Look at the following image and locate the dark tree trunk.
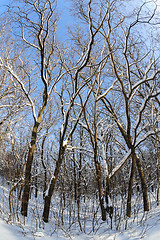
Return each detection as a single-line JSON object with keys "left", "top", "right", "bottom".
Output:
{"left": 77, "top": 126, "right": 83, "bottom": 231}
{"left": 42, "top": 147, "right": 65, "bottom": 222}
{"left": 21, "top": 91, "right": 47, "bottom": 216}
{"left": 157, "top": 161, "right": 159, "bottom": 206}
{"left": 105, "top": 176, "right": 113, "bottom": 219}
{"left": 105, "top": 176, "right": 110, "bottom": 205}
{"left": 35, "top": 162, "right": 38, "bottom": 198}
{"left": 74, "top": 160, "right": 77, "bottom": 202}
{"left": 136, "top": 156, "right": 149, "bottom": 212}
{"left": 126, "top": 155, "right": 136, "bottom": 217}
{"left": 41, "top": 136, "right": 47, "bottom": 199}
{"left": 156, "top": 140, "right": 160, "bottom": 206}
{"left": 95, "top": 160, "right": 106, "bottom": 221}
{"left": 21, "top": 122, "right": 39, "bottom": 216}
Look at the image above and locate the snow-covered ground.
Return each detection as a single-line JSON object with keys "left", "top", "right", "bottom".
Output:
{"left": 0, "top": 179, "right": 160, "bottom": 240}
{"left": 0, "top": 202, "right": 160, "bottom": 240}
{"left": 0, "top": 205, "right": 160, "bottom": 240}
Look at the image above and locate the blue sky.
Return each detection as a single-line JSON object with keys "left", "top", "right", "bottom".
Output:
{"left": 0, "top": 0, "right": 73, "bottom": 39}
{"left": 0, "top": 0, "right": 10, "bottom": 13}
{"left": 57, "top": 0, "right": 73, "bottom": 38}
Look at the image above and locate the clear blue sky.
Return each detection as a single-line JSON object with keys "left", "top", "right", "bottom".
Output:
{"left": 57, "top": 0, "right": 73, "bottom": 38}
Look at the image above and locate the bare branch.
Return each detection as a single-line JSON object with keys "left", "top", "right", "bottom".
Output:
{"left": 3, "top": 64, "right": 37, "bottom": 122}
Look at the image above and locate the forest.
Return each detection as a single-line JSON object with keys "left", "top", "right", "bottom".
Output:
{"left": 0, "top": 0, "right": 160, "bottom": 237}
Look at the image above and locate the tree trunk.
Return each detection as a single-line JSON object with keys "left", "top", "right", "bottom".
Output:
{"left": 21, "top": 122, "right": 39, "bottom": 216}
{"left": 21, "top": 147, "right": 35, "bottom": 216}
{"left": 136, "top": 156, "right": 149, "bottom": 212}
{"left": 77, "top": 126, "right": 83, "bottom": 231}
{"left": 42, "top": 147, "right": 65, "bottom": 222}
{"left": 126, "top": 155, "right": 136, "bottom": 217}
{"left": 157, "top": 163, "right": 159, "bottom": 206}
{"left": 72, "top": 136, "right": 77, "bottom": 202}
{"left": 95, "top": 161, "right": 106, "bottom": 221}
{"left": 73, "top": 160, "right": 77, "bottom": 202}
{"left": 41, "top": 136, "right": 47, "bottom": 199}
{"left": 21, "top": 88, "right": 48, "bottom": 216}
{"left": 105, "top": 176, "right": 113, "bottom": 220}
{"left": 35, "top": 161, "right": 38, "bottom": 198}
{"left": 156, "top": 138, "right": 160, "bottom": 206}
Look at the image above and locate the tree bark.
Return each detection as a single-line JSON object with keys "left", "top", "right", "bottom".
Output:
{"left": 136, "top": 156, "right": 149, "bottom": 212}
{"left": 42, "top": 147, "right": 65, "bottom": 222}
{"left": 21, "top": 122, "right": 39, "bottom": 216}
{"left": 77, "top": 127, "right": 83, "bottom": 231}
{"left": 95, "top": 160, "right": 106, "bottom": 221}
{"left": 157, "top": 162, "right": 159, "bottom": 206}
{"left": 126, "top": 155, "right": 136, "bottom": 217}
{"left": 41, "top": 136, "right": 47, "bottom": 199}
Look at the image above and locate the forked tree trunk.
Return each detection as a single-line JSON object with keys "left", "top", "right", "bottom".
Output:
{"left": 136, "top": 156, "right": 149, "bottom": 212}
{"left": 126, "top": 154, "right": 136, "bottom": 217}
{"left": 126, "top": 152, "right": 149, "bottom": 217}
{"left": 42, "top": 147, "right": 65, "bottom": 222}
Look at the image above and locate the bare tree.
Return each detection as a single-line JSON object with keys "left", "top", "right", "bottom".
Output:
{"left": 0, "top": 0, "right": 66, "bottom": 217}
{"left": 73, "top": 0, "right": 160, "bottom": 218}
{"left": 42, "top": 0, "right": 112, "bottom": 223}
{"left": 97, "top": 2, "right": 160, "bottom": 217}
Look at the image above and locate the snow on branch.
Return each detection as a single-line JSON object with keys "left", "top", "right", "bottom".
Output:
{"left": 135, "top": 128, "right": 160, "bottom": 148}
{"left": 2, "top": 63, "right": 37, "bottom": 122}
{"left": 109, "top": 149, "right": 131, "bottom": 179}
{"left": 22, "top": 26, "right": 40, "bottom": 51}
{"left": 109, "top": 128, "right": 160, "bottom": 179}
{"left": 131, "top": 68, "right": 160, "bottom": 94}
{"left": 97, "top": 79, "right": 118, "bottom": 101}
{"left": 133, "top": 89, "right": 160, "bottom": 144}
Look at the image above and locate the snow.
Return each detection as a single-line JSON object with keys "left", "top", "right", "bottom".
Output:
{"left": 0, "top": 204, "right": 160, "bottom": 240}
{"left": 97, "top": 79, "right": 118, "bottom": 101}
{"left": 0, "top": 219, "right": 18, "bottom": 240}
{"left": 109, "top": 150, "right": 131, "bottom": 178}
{"left": 135, "top": 128, "right": 160, "bottom": 148}
{"left": 0, "top": 180, "right": 160, "bottom": 240}
{"left": 62, "top": 139, "right": 68, "bottom": 148}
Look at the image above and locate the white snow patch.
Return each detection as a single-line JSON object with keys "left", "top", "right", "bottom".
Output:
{"left": 63, "top": 139, "right": 68, "bottom": 148}
{"left": 0, "top": 219, "right": 18, "bottom": 240}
